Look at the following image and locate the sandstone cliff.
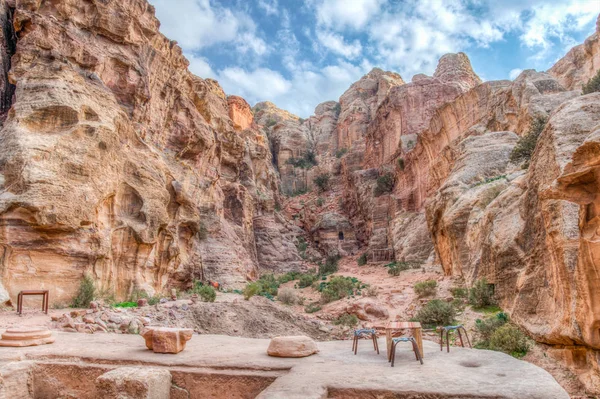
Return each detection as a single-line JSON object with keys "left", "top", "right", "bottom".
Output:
{"left": 0, "top": 0, "right": 301, "bottom": 303}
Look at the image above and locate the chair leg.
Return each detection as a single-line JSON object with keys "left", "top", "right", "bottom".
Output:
{"left": 353, "top": 335, "right": 358, "bottom": 354}
{"left": 411, "top": 340, "right": 419, "bottom": 361}
{"left": 457, "top": 328, "right": 464, "bottom": 347}
{"left": 461, "top": 327, "right": 472, "bottom": 348}
{"left": 446, "top": 330, "right": 450, "bottom": 352}
{"left": 374, "top": 335, "right": 379, "bottom": 354}
{"left": 414, "top": 341, "right": 424, "bottom": 365}
{"left": 440, "top": 328, "right": 444, "bottom": 351}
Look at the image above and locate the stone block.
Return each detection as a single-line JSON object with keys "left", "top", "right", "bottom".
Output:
{"left": 141, "top": 327, "right": 193, "bottom": 354}
{"left": 96, "top": 367, "right": 171, "bottom": 399}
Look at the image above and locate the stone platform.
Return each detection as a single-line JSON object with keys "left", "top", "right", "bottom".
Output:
{"left": 0, "top": 332, "right": 568, "bottom": 399}
{"left": 0, "top": 327, "right": 55, "bottom": 347}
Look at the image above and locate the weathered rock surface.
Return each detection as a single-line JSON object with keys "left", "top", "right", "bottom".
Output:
{"left": 141, "top": 327, "right": 193, "bottom": 354}
{"left": 96, "top": 367, "right": 171, "bottom": 399}
{"left": 346, "top": 298, "right": 389, "bottom": 321}
{"left": 0, "top": 0, "right": 301, "bottom": 304}
{"left": 549, "top": 15, "right": 600, "bottom": 91}
{"left": 266, "top": 335, "right": 319, "bottom": 358}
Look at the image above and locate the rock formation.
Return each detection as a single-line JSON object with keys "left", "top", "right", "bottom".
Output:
{"left": 549, "top": 15, "right": 600, "bottom": 91}
{"left": 0, "top": 0, "right": 300, "bottom": 304}
{"left": 0, "top": 0, "right": 599, "bottom": 392}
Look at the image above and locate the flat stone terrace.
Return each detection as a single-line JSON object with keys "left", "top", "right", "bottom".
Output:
{"left": 0, "top": 332, "right": 568, "bottom": 398}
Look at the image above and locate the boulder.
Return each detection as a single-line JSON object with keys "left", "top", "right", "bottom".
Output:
{"left": 267, "top": 336, "right": 319, "bottom": 358}
{"left": 141, "top": 327, "right": 193, "bottom": 354}
{"left": 96, "top": 367, "right": 171, "bottom": 399}
{"left": 346, "top": 298, "right": 389, "bottom": 321}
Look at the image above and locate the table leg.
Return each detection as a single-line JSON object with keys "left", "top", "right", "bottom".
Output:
{"left": 415, "top": 327, "right": 424, "bottom": 359}
{"left": 386, "top": 328, "right": 392, "bottom": 361}
{"left": 17, "top": 293, "right": 22, "bottom": 315}
{"left": 41, "top": 293, "right": 45, "bottom": 313}
{"left": 45, "top": 292, "right": 49, "bottom": 314}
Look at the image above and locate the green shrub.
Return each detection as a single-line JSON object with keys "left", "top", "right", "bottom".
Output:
{"left": 450, "top": 287, "right": 468, "bottom": 298}
{"left": 305, "top": 302, "right": 322, "bottom": 313}
{"left": 313, "top": 173, "right": 331, "bottom": 192}
{"left": 397, "top": 158, "right": 405, "bottom": 170}
{"left": 388, "top": 264, "right": 401, "bottom": 276}
{"left": 113, "top": 301, "right": 137, "bottom": 308}
{"left": 333, "top": 313, "right": 358, "bottom": 327}
{"left": 374, "top": 172, "right": 395, "bottom": 197}
{"left": 319, "top": 276, "right": 362, "bottom": 303}
{"left": 71, "top": 274, "right": 96, "bottom": 308}
{"left": 287, "top": 150, "right": 318, "bottom": 169}
{"left": 336, "top": 148, "right": 348, "bottom": 158}
{"left": 509, "top": 116, "right": 547, "bottom": 164}
{"left": 414, "top": 299, "right": 455, "bottom": 327}
{"left": 357, "top": 253, "right": 368, "bottom": 266}
{"left": 316, "top": 197, "right": 325, "bottom": 207}
{"left": 475, "top": 312, "right": 509, "bottom": 343}
{"left": 266, "top": 118, "right": 277, "bottom": 127}
{"left": 319, "top": 255, "right": 340, "bottom": 275}
{"left": 243, "top": 282, "right": 261, "bottom": 300}
{"left": 277, "top": 271, "right": 300, "bottom": 284}
{"left": 489, "top": 324, "right": 530, "bottom": 357}
{"left": 296, "top": 237, "right": 308, "bottom": 259}
{"left": 582, "top": 69, "right": 600, "bottom": 94}
{"left": 195, "top": 285, "right": 216, "bottom": 302}
{"left": 414, "top": 280, "right": 437, "bottom": 297}
{"left": 469, "top": 278, "right": 496, "bottom": 308}
{"left": 256, "top": 274, "right": 279, "bottom": 296}
{"left": 385, "top": 261, "right": 409, "bottom": 276}
{"left": 278, "top": 288, "right": 297, "bottom": 305}
{"left": 298, "top": 273, "right": 316, "bottom": 288}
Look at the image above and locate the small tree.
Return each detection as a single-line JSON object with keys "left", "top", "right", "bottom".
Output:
{"left": 582, "top": 69, "right": 600, "bottom": 94}
{"left": 72, "top": 274, "right": 96, "bottom": 308}
{"left": 374, "top": 172, "right": 395, "bottom": 196}
{"left": 313, "top": 173, "right": 331, "bottom": 192}
{"left": 414, "top": 299, "right": 455, "bottom": 327}
{"left": 469, "top": 278, "right": 496, "bottom": 308}
{"left": 509, "top": 116, "right": 547, "bottom": 164}
{"left": 357, "top": 253, "right": 368, "bottom": 266}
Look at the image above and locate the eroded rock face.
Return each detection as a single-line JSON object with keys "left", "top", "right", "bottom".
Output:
{"left": 0, "top": 0, "right": 298, "bottom": 303}
{"left": 549, "top": 15, "right": 600, "bottom": 91}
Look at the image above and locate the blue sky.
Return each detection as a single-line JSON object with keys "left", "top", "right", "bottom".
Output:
{"left": 149, "top": 0, "right": 599, "bottom": 117}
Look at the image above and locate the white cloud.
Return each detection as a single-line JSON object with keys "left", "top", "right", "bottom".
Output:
{"left": 315, "top": 0, "right": 385, "bottom": 31}
{"left": 185, "top": 54, "right": 216, "bottom": 79}
{"left": 258, "top": 0, "right": 279, "bottom": 16}
{"left": 150, "top": 0, "right": 267, "bottom": 57}
{"left": 148, "top": 0, "right": 599, "bottom": 117}
{"left": 509, "top": 68, "right": 523, "bottom": 80}
{"left": 316, "top": 30, "right": 362, "bottom": 59}
{"left": 519, "top": 1, "right": 598, "bottom": 48}
{"left": 216, "top": 68, "right": 292, "bottom": 102}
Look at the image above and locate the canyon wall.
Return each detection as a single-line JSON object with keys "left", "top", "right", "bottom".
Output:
{"left": 0, "top": 0, "right": 301, "bottom": 304}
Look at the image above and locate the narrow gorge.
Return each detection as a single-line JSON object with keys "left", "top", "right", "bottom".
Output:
{"left": 0, "top": 0, "right": 599, "bottom": 396}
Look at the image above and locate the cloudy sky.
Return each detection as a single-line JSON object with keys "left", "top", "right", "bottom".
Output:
{"left": 149, "top": 0, "right": 599, "bottom": 117}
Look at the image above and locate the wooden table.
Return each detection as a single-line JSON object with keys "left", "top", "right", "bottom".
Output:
{"left": 385, "top": 321, "right": 423, "bottom": 361}
{"left": 17, "top": 290, "right": 49, "bottom": 315}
